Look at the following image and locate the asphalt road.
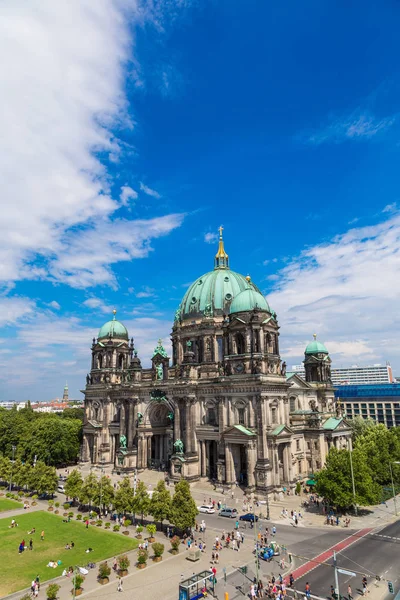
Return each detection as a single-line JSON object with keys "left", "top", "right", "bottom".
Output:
{"left": 293, "top": 520, "right": 400, "bottom": 600}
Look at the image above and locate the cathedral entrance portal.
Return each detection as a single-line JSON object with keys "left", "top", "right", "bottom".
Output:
{"left": 147, "top": 402, "right": 173, "bottom": 470}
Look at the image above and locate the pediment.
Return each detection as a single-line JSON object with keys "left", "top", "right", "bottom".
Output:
{"left": 223, "top": 425, "right": 256, "bottom": 440}
{"left": 270, "top": 423, "right": 294, "bottom": 437}
{"left": 286, "top": 373, "right": 312, "bottom": 389}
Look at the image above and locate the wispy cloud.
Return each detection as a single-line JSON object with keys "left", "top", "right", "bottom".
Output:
{"left": 204, "top": 232, "right": 218, "bottom": 244}
{"left": 120, "top": 185, "right": 138, "bottom": 206}
{"left": 136, "top": 286, "right": 157, "bottom": 298}
{"left": 83, "top": 297, "right": 111, "bottom": 314}
{"left": 140, "top": 182, "right": 161, "bottom": 198}
{"left": 383, "top": 202, "right": 397, "bottom": 214}
{"left": 268, "top": 214, "right": 400, "bottom": 368}
{"left": 305, "top": 110, "right": 396, "bottom": 145}
{"left": 48, "top": 301, "right": 61, "bottom": 310}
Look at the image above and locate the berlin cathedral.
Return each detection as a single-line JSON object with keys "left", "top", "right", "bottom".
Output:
{"left": 82, "top": 229, "right": 351, "bottom": 492}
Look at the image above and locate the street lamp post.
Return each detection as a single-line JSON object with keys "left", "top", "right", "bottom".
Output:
{"left": 9, "top": 445, "right": 16, "bottom": 492}
{"left": 389, "top": 461, "right": 400, "bottom": 516}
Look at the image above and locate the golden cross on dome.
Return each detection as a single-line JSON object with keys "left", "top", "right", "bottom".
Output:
{"left": 219, "top": 225, "right": 224, "bottom": 238}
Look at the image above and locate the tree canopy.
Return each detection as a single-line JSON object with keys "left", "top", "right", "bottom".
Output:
{"left": 169, "top": 479, "right": 198, "bottom": 530}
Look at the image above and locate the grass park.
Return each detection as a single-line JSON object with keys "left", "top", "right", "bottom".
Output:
{"left": 0, "top": 497, "right": 23, "bottom": 512}
{"left": 0, "top": 510, "right": 138, "bottom": 596}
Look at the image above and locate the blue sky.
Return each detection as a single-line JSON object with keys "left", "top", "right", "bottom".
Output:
{"left": 1, "top": 0, "right": 400, "bottom": 400}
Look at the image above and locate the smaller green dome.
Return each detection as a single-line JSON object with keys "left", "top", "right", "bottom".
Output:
{"left": 98, "top": 310, "right": 129, "bottom": 341}
{"left": 305, "top": 334, "right": 328, "bottom": 355}
{"left": 230, "top": 286, "right": 270, "bottom": 314}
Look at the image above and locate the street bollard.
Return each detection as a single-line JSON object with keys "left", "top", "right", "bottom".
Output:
{"left": 225, "top": 593, "right": 229, "bottom": 600}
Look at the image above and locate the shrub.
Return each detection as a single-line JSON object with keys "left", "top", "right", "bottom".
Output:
{"left": 55, "top": 502, "right": 60, "bottom": 508}
{"left": 295, "top": 481, "right": 302, "bottom": 495}
{"left": 63, "top": 502, "right": 70, "bottom": 510}
{"left": 73, "top": 574, "right": 85, "bottom": 590}
{"left": 90, "top": 510, "right": 97, "bottom": 519}
{"left": 48, "top": 500, "right": 54, "bottom": 507}
{"left": 32, "top": 494, "right": 38, "bottom": 500}
{"left": 76, "top": 514, "right": 82, "bottom": 520}
{"left": 152, "top": 542, "right": 164, "bottom": 558}
{"left": 170, "top": 535, "right": 180, "bottom": 553}
{"left": 18, "top": 491, "right": 24, "bottom": 498}
{"left": 96, "top": 519, "right": 103, "bottom": 527}
{"left": 136, "top": 524, "right": 143, "bottom": 536}
{"left": 147, "top": 524, "right": 156, "bottom": 539}
{"left": 137, "top": 549, "right": 148, "bottom": 565}
{"left": 113, "top": 525, "right": 120, "bottom": 532}
{"left": 46, "top": 583, "right": 60, "bottom": 600}
{"left": 117, "top": 554, "right": 130, "bottom": 571}
{"left": 68, "top": 511, "right": 74, "bottom": 518}
{"left": 124, "top": 519, "right": 132, "bottom": 528}
{"left": 105, "top": 522, "right": 111, "bottom": 529}
{"left": 98, "top": 561, "right": 111, "bottom": 579}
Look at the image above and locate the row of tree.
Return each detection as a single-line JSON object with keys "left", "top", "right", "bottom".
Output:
{"left": 315, "top": 419, "right": 400, "bottom": 509}
{"left": 0, "top": 455, "right": 58, "bottom": 495}
{"left": 0, "top": 404, "right": 83, "bottom": 466}
{"left": 65, "top": 470, "right": 198, "bottom": 530}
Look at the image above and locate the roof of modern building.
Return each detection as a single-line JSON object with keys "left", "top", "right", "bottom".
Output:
{"left": 334, "top": 383, "right": 400, "bottom": 398}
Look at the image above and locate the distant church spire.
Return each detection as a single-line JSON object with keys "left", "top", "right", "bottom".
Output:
{"left": 63, "top": 381, "right": 69, "bottom": 402}
{"left": 214, "top": 226, "right": 229, "bottom": 269}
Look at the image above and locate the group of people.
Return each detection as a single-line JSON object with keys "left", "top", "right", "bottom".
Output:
{"left": 30, "top": 575, "right": 40, "bottom": 598}
{"left": 250, "top": 572, "right": 292, "bottom": 599}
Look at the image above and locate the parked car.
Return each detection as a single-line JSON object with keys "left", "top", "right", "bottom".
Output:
{"left": 57, "top": 485, "right": 65, "bottom": 493}
{"left": 239, "top": 513, "right": 258, "bottom": 522}
{"left": 197, "top": 504, "right": 215, "bottom": 514}
{"left": 219, "top": 508, "right": 238, "bottom": 518}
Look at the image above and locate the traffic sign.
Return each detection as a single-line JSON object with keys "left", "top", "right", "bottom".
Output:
{"left": 337, "top": 569, "right": 356, "bottom": 577}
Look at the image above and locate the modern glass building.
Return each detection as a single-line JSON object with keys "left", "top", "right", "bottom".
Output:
{"left": 292, "top": 363, "right": 393, "bottom": 385}
{"left": 334, "top": 384, "right": 400, "bottom": 428}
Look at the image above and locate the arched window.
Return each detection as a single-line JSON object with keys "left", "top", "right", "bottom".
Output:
{"left": 236, "top": 333, "right": 245, "bottom": 354}
{"left": 238, "top": 408, "right": 245, "bottom": 425}
{"left": 290, "top": 397, "right": 296, "bottom": 412}
{"left": 118, "top": 354, "right": 125, "bottom": 369}
{"left": 97, "top": 354, "right": 103, "bottom": 369}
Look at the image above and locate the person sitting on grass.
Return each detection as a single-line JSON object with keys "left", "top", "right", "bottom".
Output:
{"left": 85, "top": 547, "right": 94, "bottom": 553}
{"left": 28, "top": 527, "right": 36, "bottom": 534}
{"left": 65, "top": 543, "right": 71, "bottom": 550}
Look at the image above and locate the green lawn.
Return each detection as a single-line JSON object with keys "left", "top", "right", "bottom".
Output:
{"left": 0, "top": 497, "right": 23, "bottom": 512}
{"left": 0, "top": 511, "right": 138, "bottom": 595}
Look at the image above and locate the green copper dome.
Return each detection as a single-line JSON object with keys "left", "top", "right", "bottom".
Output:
{"left": 98, "top": 310, "right": 129, "bottom": 341}
{"left": 178, "top": 230, "right": 263, "bottom": 321}
{"left": 230, "top": 286, "right": 270, "bottom": 314}
{"left": 179, "top": 269, "right": 261, "bottom": 320}
{"left": 305, "top": 335, "right": 328, "bottom": 355}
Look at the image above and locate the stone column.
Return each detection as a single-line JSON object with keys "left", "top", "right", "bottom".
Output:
{"left": 137, "top": 434, "right": 144, "bottom": 468}
{"left": 257, "top": 396, "right": 268, "bottom": 461}
{"left": 147, "top": 436, "right": 152, "bottom": 466}
{"left": 190, "top": 401, "right": 197, "bottom": 454}
{"left": 246, "top": 443, "right": 256, "bottom": 487}
{"left": 127, "top": 402, "right": 134, "bottom": 448}
{"left": 184, "top": 402, "right": 191, "bottom": 454}
{"left": 164, "top": 435, "right": 169, "bottom": 463}
{"left": 201, "top": 441, "right": 206, "bottom": 477}
{"left": 217, "top": 397, "right": 225, "bottom": 432}
{"left": 174, "top": 401, "right": 181, "bottom": 442}
{"left": 82, "top": 435, "right": 90, "bottom": 462}
{"left": 283, "top": 444, "right": 290, "bottom": 483}
{"left": 225, "top": 443, "right": 234, "bottom": 483}
{"left": 119, "top": 402, "right": 126, "bottom": 439}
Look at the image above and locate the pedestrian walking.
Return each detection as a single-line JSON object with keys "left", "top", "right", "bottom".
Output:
{"left": 40, "top": 530, "right": 44, "bottom": 541}
{"left": 362, "top": 576, "right": 368, "bottom": 596}
{"left": 117, "top": 577, "right": 123, "bottom": 592}
{"left": 348, "top": 585, "right": 353, "bottom": 600}
{"left": 29, "top": 539, "right": 33, "bottom": 551}
{"left": 305, "top": 582, "right": 311, "bottom": 598}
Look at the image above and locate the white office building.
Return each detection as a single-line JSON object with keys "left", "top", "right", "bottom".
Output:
{"left": 291, "top": 363, "right": 393, "bottom": 386}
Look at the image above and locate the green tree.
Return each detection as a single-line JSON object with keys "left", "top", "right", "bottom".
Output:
{"left": 13, "top": 460, "right": 32, "bottom": 490}
{"left": 80, "top": 472, "right": 99, "bottom": 508}
{"left": 169, "top": 480, "right": 198, "bottom": 530}
{"left": 93, "top": 475, "right": 115, "bottom": 510}
{"left": 349, "top": 416, "right": 376, "bottom": 441}
{"left": 64, "top": 468, "right": 83, "bottom": 500}
{"left": 114, "top": 476, "right": 134, "bottom": 514}
{"left": 315, "top": 447, "right": 381, "bottom": 509}
{"left": 29, "top": 461, "right": 58, "bottom": 495}
{"left": 355, "top": 424, "right": 400, "bottom": 486}
{"left": 150, "top": 479, "right": 171, "bottom": 526}
{"left": 132, "top": 481, "right": 150, "bottom": 522}
{"left": 0, "top": 455, "right": 11, "bottom": 482}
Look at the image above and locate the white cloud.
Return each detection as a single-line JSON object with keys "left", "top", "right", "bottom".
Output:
{"left": 120, "top": 185, "right": 138, "bottom": 206}
{"left": 305, "top": 109, "right": 396, "bottom": 145}
{"left": 0, "top": 1, "right": 184, "bottom": 289}
{"left": 204, "top": 232, "right": 218, "bottom": 244}
{"left": 268, "top": 214, "right": 400, "bottom": 371}
{"left": 0, "top": 297, "right": 35, "bottom": 326}
{"left": 383, "top": 203, "right": 397, "bottom": 214}
{"left": 48, "top": 301, "right": 61, "bottom": 310}
{"left": 136, "top": 286, "right": 157, "bottom": 298}
{"left": 140, "top": 182, "right": 161, "bottom": 198}
{"left": 48, "top": 213, "right": 184, "bottom": 289}
{"left": 83, "top": 298, "right": 111, "bottom": 314}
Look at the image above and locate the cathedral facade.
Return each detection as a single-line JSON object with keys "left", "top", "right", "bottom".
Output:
{"left": 82, "top": 230, "right": 350, "bottom": 492}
